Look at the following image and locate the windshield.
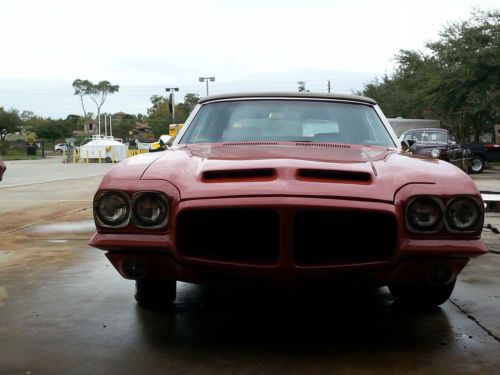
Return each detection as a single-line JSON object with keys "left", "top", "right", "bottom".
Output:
{"left": 402, "top": 130, "right": 448, "bottom": 143}
{"left": 180, "top": 100, "right": 395, "bottom": 147}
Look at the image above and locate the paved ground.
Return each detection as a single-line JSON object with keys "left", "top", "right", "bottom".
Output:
{"left": 0, "top": 158, "right": 499, "bottom": 374}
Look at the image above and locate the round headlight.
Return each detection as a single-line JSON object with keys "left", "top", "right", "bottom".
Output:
{"left": 430, "top": 149, "right": 441, "bottom": 158}
{"left": 446, "top": 197, "right": 480, "bottom": 231}
{"left": 95, "top": 191, "right": 130, "bottom": 227}
{"left": 132, "top": 192, "right": 169, "bottom": 228}
{"left": 406, "top": 197, "right": 443, "bottom": 232}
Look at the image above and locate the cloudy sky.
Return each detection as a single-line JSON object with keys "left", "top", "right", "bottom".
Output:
{"left": 0, "top": 0, "right": 498, "bottom": 118}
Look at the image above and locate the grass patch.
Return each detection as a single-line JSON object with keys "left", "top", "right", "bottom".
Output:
{"left": 1, "top": 154, "right": 42, "bottom": 160}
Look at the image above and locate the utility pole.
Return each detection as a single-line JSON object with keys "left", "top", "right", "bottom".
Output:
{"left": 165, "top": 87, "right": 179, "bottom": 121}
{"left": 327, "top": 80, "right": 331, "bottom": 93}
{"left": 199, "top": 77, "right": 215, "bottom": 96}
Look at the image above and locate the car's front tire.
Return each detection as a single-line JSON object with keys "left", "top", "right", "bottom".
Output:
{"left": 389, "top": 280, "right": 456, "bottom": 307}
{"left": 135, "top": 279, "right": 176, "bottom": 308}
{"left": 469, "top": 155, "right": 485, "bottom": 174}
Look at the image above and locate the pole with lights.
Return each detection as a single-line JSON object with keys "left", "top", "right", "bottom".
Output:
{"left": 165, "top": 87, "right": 179, "bottom": 121}
{"left": 199, "top": 77, "right": 215, "bottom": 96}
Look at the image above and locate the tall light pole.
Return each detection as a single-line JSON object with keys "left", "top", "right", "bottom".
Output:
{"left": 165, "top": 87, "right": 179, "bottom": 121}
{"left": 199, "top": 76, "right": 215, "bottom": 96}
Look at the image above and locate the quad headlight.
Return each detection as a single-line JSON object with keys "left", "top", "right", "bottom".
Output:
{"left": 94, "top": 191, "right": 131, "bottom": 227}
{"left": 94, "top": 191, "right": 170, "bottom": 229}
{"left": 406, "top": 197, "right": 443, "bottom": 232}
{"left": 406, "top": 195, "right": 483, "bottom": 233}
{"left": 132, "top": 192, "right": 169, "bottom": 228}
{"left": 445, "top": 197, "right": 481, "bottom": 231}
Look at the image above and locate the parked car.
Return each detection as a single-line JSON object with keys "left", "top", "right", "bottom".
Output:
{"left": 0, "top": 160, "right": 5, "bottom": 181}
{"left": 54, "top": 143, "right": 68, "bottom": 153}
{"left": 463, "top": 143, "right": 500, "bottom": 174}
{"left": 399, "top": 128, "right": 470, "bottom": 171}
{"left": 90, "top": 92, "right": 486, "bottom": 309}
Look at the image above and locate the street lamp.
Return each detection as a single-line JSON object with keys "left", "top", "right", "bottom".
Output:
{"left": 165, "top": 87, "right": 179, "bottom": 121}
{"left": 199, "top": 76, "right": 215, "bottom": 96}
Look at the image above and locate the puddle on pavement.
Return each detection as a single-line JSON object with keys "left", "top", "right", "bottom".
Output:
{"left": 30, "top": 220, "right": 95, "bottom": 233}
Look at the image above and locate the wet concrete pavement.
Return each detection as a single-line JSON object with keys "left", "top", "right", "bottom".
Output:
{"left": 1, "top": 159, "right": 499, "bottom": 374}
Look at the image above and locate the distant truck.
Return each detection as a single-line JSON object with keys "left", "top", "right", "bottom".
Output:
{"left": 464, "top": 143, "right": 500, "bottom": 174}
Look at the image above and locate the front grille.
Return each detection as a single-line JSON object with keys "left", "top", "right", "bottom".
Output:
{"left": 177, "top": 208, "right": 279, "bottom": 264}
{"left": 293, "top": 210, "right": 396, "bottom": 265}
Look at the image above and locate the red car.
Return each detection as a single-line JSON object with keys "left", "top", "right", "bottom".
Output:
{"left": 90, "top": 92, "right": 486, "bottom": 308}
{"left": 0, "top": 160, "right": 5, "bottom": 181}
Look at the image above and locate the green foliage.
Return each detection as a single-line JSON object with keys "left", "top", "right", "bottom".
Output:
{"left": 26, "top": 116, "right": 76, "bottom": 142}
{"left": 359, "top": 9, "right": 500, "bottom": 142}
{"left": 112, "top": 113, "right": 137, "bottom": 140}
{"left": 0, "top": 107, "right": 22, "bottom": 141}
{"left": 72, "top": 79, "right": 119, "bottom": 121}
{"left": 146, "top": 93, "right": 200, "bottom": 137}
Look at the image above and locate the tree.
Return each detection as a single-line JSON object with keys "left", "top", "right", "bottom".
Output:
{"left": 25, "top": 116, "right": 74, "bottom": 142}
{"left": 427, "top": 9, "right": 500, "bottom": 141}
{"left": 72, "top": 79, "right": 119, "bottom": 127}
{"left": 72, "top": 79, "right": 93, "bottom": 120}
{"left": 87, "top": 80, "right": 119, "bottom": 124}
{"left": 358, "top": 9, "right": 500, "bottom": 142}
{"left": 146, "top": 95, "right": 170, "bottom": 137}
{"left": 0, "top": 107, "right": 22, "bottom": 141}
{"left": 112, "top": 113, "right": 137, "bottom": 140}
{"left": 145, "top": 93, "right": 200, "bottom": 137}
{"left": 183, "top": 93, "right": 200, "bottom": 113}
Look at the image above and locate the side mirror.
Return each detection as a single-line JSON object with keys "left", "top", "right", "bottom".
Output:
{"left": 401, "top": 139, "right": 415, "bottom": 151}
{"left": 149, "top": 135, "right": 173, "bottom": 152}
{"left": 159, "top": 135, "right": 172, "bottom": 147}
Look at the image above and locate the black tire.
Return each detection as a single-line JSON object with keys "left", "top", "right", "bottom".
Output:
{"left": 469, "top": 156, "right": 485, "bottom": 174}
{"left": 389, "top": 280, "right": 456, "bottom": 307}
{"left": 135, "top": 279, "right": 176, "bottom": 308}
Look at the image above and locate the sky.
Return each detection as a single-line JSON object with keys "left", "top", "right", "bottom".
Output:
{"left": 0, "top": 0, "right": 498, "bottom": 118}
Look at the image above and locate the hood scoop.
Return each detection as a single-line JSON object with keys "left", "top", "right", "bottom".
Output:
{"left": 296, "top": 169, "right": 372, "bottom": 184}
{"left": 202, "top": 168, "right": 277, "bottom": 182}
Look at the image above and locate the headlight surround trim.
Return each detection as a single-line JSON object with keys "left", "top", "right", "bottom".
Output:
{"left": 94, "top": 190, "right": 131, "bottom": 228}
{"left": 430, "top": 149, "right": 441, "bottom": 158}
{"left": 131, "top": 191, "right": 170, "bottom": 229}
{"left": 405, "top": 196, "right": 444, "bottom": 233}
{"left": 445, "top": 196, "right": 482, "bottom": 232}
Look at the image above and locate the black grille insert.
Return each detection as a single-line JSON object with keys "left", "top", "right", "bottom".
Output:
{"left": 294, "top": 210, "right": 396, "bottom": 265}
{"left": 177, "top": 208, "right": 279, "bottom": 263}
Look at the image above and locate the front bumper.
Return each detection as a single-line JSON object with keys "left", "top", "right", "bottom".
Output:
{"left": 90, "top": 195, "right": 487, "bottom": 287}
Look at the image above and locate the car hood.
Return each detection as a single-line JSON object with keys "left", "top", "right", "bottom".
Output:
{"left": 105, "top": 143, "right": 477, "bottom": 203}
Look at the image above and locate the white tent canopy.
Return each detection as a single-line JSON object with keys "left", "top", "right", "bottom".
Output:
{"left": 79, "top": 135, "right": 128, "bottom": 162}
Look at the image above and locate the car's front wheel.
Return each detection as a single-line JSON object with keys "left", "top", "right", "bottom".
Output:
{"left": 469, "top": 156, "right": 485, "bottom": 174}
{"left": 135, "top": 279, "right": 176, "bottom": 308}
{"left": 389, "top": 280, "right": 456, "bottom": 307}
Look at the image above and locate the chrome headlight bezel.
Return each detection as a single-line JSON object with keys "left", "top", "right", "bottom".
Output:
{"left": 405, "top": 196, "right": 444, "bottom": 233}
{"left": 94, "top": 191, "right": 131, "bottom": 228}
{"left": 430, "top": 149, "right": 441, "bottom": 158}
{"left": 131, "top": 191, "right": 170, "bottom": 229}
{"left": 445, "top": 196, "right": 483, "bottom": 232}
